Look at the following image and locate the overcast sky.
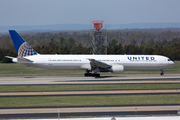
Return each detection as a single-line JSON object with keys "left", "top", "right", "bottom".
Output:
{"left": 0, "top": 0, "right": 180, "bottom": 26}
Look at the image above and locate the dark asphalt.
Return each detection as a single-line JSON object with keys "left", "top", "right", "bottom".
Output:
{"left": 0, "top": 110, "right": 178, "bottom": 118}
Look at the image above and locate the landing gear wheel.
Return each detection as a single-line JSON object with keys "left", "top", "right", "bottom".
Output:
{"left": 84, "top": 73, "right": 100, "bottom": 77}
{"left": 160, "top": 72, "right": 164, "bottom": 76}
{"left": 96, "top": 74, "right": 100, "bottom": 77}
{"left": 84, "top": 73, "right": 92, "bottom": 77}
{"left": 92, "top": 73, "right": 100, "bottom": 77}
{"left": 160, "top": 69, "right": 164, "bottom": 76}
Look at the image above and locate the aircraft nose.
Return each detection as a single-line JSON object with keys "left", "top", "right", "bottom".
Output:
{"left": 170, "top": 61, "right": 174, "bottom": 66}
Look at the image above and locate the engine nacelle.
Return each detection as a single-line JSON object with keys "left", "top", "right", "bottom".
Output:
{"left": 111, "top": 65, "right": 124, "bottom": 73}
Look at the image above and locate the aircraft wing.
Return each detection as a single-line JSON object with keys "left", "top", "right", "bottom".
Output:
{"left": 88, "top": 59, "right": 111, "bottom": 69}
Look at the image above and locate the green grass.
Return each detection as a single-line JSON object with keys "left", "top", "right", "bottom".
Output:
{"left": 0, "top": 61, "right": 179, "bottom": 76}
{"left": 0, "top": 95, "right": 180, "bottom": 107}
{"left": 0, "top": 84, "right": 180, "bottom": 92}
{"left": 0, "top": 62, "right": 179, "bottom": 108}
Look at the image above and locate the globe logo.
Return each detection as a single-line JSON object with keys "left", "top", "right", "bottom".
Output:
{"left": 18, "top": 42, "right": 37, "bottom": 57}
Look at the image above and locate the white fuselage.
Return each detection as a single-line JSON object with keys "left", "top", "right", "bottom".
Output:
{"left": 21, "top": 54, "right": 174, "bottom": 71}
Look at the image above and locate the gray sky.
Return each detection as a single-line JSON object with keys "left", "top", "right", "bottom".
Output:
{"left": 0, "top": 0, "right": 180, "bottom": 26}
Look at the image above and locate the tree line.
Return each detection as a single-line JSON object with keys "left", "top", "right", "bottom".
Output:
{"left": 1, "top": 36, "right": 180, "bottom": 63}
{"left": 1, "top": 29, "right": 180, "bottom": 62}
{"left": 1, "top": 28, "right": 180, "bottom": 50}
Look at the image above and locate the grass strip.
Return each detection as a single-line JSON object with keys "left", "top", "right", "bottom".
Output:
{"left": 0, "top": 84, "right": 180, "bottom": 92}
{"left": 0, "top": 95, "right": 180, "bottom": 107}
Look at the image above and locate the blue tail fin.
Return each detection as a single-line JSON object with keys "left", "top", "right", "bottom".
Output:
{"left": 9, "top": 30, "right": 38, "bottom": 57}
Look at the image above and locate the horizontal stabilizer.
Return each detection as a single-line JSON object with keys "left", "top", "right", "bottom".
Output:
{"left": 5, "top": 56, "right": 16, "bottom": 59}
{"left": 5, "top": 56, "right": 17, "bottom": 63}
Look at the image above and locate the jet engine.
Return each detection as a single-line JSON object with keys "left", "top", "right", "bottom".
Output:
{"left": 111, "top": 65, "right": 124, "bottom": 73}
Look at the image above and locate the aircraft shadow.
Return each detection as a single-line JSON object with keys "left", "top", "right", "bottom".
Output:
{"left": 94, "top": 75, "right": 126, "bottom": 78}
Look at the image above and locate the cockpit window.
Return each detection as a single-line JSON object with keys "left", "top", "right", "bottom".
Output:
{"left": 167, "top": 59, "right": 171, "bottom": 61}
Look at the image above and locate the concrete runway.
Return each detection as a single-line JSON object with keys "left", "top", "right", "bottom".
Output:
{"left": 1, "top": 105, "right": 180, "bottom": 115}
{"left": 0, "top": 74, "right": 180, "bottom": 85}
{"left": 0, "top": 89, "right": 180, "bottom": 97}
{"left": 1, "top": 74, "right": 180, "bottom": 118}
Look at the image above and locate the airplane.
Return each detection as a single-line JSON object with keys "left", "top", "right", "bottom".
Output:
{"left": 6, "top": 30, "right": 174, "bottom": 77}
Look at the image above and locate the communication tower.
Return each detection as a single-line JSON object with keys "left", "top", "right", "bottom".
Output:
{"left": 90, "top": 20, "right": 107, "bottom": 54}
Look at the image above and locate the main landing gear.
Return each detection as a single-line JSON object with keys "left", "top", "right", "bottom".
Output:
{"left": 84, "top": 70, "right": 100, "bottom": 77}
{"left": 84, "top": 73, "right": 100, "bottom": 77}
{"left": 160, "top": 69, "right": 164, "bottom": 76}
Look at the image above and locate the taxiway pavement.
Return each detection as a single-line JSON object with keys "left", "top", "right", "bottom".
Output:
{"left": 0, "top": 89, "right": 180, "bottom": 97}
{"left": 1, "top": 74, "right": 180, "bottom": 118}
{"left": 1, "top": 105, "right": 180, "bottom": 114}
{"left": 0, "top": 74, "right": 180, "bottom": 85}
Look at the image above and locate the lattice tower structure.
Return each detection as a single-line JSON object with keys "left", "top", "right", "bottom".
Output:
{"left": 90, "top": 21, "right": 107, "bottom": 54}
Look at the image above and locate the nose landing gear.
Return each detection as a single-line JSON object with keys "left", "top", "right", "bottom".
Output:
{"left": 160, "top": 69, "right": 164, "bottom": 76}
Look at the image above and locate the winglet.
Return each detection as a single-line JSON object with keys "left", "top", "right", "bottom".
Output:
{"left": 9, "top": 30, "right": 38, "bottom": 57}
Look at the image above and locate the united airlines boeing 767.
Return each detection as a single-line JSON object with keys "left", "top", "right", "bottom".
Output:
{"left": 6, "top": 30, "right": 174, "bottom": 77}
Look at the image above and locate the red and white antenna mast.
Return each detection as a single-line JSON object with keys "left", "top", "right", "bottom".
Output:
{"left": 90, "top": 20, "right": 107, "bottom": 54}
